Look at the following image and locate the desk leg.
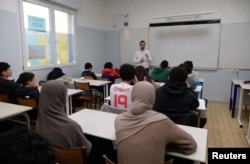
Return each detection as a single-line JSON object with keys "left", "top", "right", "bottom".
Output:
{"left": 22, "top": 113, "right": 30, "bottom": 130}
{"left": 200, "top": 82, "right": 203, "bottom": 98}
{"left": 69, "top": 96, "right": 73, "bottom": 115}
{"left": 231, "top": 85, "right": 239, "bottom": 118}
{"left": 197, "top": 111, "right": 201, "bottom": 128}
{"left": 66, "top": 99, "right": 70, "bottom": 116}
{"left": 229, "top": 82, "right": 233, "bottom": 110}
{"left": 237, "top": 88, "right": 244, "bottom": 128}
{"left": 104, "top": 84, "right": 109, "bottom": 102}
{"left": 247, "top": 112, "right": 250, "bottom": 145}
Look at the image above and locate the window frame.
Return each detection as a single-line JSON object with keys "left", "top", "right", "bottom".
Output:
{"left": 18, "top": 0, "right": 77, "bottom": 71}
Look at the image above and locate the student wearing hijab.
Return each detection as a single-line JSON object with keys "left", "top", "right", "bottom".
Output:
{"left": 35, "top": 80, "right": 103, "bottom": 163}
{"left": 115, "top": 81, "right": 197, "bottom": 164}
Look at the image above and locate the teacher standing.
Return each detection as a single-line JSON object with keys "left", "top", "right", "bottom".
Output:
{"left": 133, "top": 40, "right": 152, "bottom": 73}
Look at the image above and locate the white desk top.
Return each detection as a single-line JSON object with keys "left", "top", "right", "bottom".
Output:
{"left": 239, "top": 83, "right": 250, "bottom": 90}
{"left": 72, "top": 78, "right": 111, "bottom": 87}
{"left": 39, "top": 86, "right": 82, "bottom": 96}
{"left": 0, "top": 102, "right": 32, "bottom": 120}
{"left": 194, "top": 85, "right": 202, "bottom": 92}
{"left": 198, "top": 99, "right": 206, "bottom": 110}
{"left": 67, "top": 88, "right": 82, "bottom": 96}
{"left": 69, "top": 109, "right": 207, "bottom": 162}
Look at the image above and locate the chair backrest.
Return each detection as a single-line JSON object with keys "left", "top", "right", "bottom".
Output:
{"left": 101, "top": 103, "right": 127, "bottom": 114}
{"left": 97, "top": 77, "right": 108, "bottom": 81}
{"left": 17, "top": 97, "right": 38, "bottom": 109}
{"left": 74, "top": 81, "right": 91, "bottom": 90}
{"left": 0, "top": 94, "right": 9, "bottom": 103}
{"left": 52, "top": 146, "right": 86, "bottom": 164}
{"left": 83, "top": 76, "right": 95, "bottom": 80}
{"left": 103, "top": 154, "right": 115, "bottom": 164}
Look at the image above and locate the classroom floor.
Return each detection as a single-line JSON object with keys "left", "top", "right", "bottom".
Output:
{"left": 205, "top": 101, "right": 249, "bottom": 148}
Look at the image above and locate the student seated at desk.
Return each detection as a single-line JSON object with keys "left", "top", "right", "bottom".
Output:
{"left": 184, "top": 60, "right": 199, "bottom": 82}
{"left": 81, "top": 62, "right": 97, "bottom": 80}
{"left": 47, "top": 67, "right": 72, "bottom": 83}
{"left": 101, "top": 62, "right": 120, "bottom": 94}
{"left": 15, "top": 72, "right": 39, "bottom": 99}
{"left": 150, "top": 60, "right": 170, "bottom": 82}
{"left": 135, "top": 65, "right": 160, "bottom": 89}
{"left": 36, "top": 80, "right": 104, "bottom": 164}
{"left": 154, "top": 66, "right": 199, "bottom": 127}
{"left": 110, "top": 63, "right": 137, "bottom": 109}
{"left": 115, "top": 81, "right": 197, "bottom": 164}
{"left": 179, "top": 63, "right": 197, "bottom": 91}
{"left": 15, "top": 72, "right": 40, "bottom": 120}
{"left": 0, "top": 62, "right": 20, "bottom": 104}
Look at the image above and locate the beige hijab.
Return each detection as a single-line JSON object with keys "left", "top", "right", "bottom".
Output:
{"left": 36, "top": 80, "right": 91, "bottom": 155}
{"left": 115, "top": 81, "right": 167, "bottom": 145}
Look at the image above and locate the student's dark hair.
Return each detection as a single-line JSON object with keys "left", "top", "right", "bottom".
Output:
{"left": 104, "top": 62, "right": 113, "bottom": 69}
{"left": 52, "top": 67, "right": 63, "bottom": 72}
{"left": 169, "top": 66, "right": 187, "bottom": 83}
{"left": 119, "top": 63, "right": 135, "bottom": 81}
{"left": 179, "top": 63, "right": 192, "bottom": 74}
{"left": 160, "top": 60, "right": 169, "bottom": 68}
{"left": 184, "top": 60, "right": 193, "bottom": 69}
{"left": 0, "top": 62, "right": 10, "bottom": 75}
{"left": 85, "top": 62, "right": 93, "bottom": 69}
{"left": 16, "top": 72, "right": 35, "bottom": 86}
{"left": 139, "top": 40, "right": 145, "bottom": 44}
{"left": 0, "top": 128, "right": 56, "bottom": 164}
{"left": 135, "top": 66, "right": 152, "bottom": 82}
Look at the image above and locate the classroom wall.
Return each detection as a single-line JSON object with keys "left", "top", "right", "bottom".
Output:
{"left": 103, "top": 0, "right": 250, "bottom": 102}
{"left": 0, "top": 0, "right": 249, "bottom": 102}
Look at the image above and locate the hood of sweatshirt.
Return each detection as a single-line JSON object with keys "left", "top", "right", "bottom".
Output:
{"left": 161, "top": 80, "right": 189, "bottom": 97}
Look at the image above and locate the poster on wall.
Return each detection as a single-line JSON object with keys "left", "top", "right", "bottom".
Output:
{"left": 112, "top": 14, "right": 129, "bottom": 29}
{"left": 28, "top": 16, "right": 46, "bottom": 32}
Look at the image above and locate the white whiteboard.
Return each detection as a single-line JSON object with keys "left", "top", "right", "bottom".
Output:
{"left": 219, "top": 22, "right": 250, "bottom": 69}
{"left": 120, "top": 28, "right": 148, "bottom": 65}
{"left": 149, "top": 23, "right": 221, "bottom": 69}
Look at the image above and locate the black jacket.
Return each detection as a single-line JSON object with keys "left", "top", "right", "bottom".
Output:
{"left": 0, "top": 78, "right": 19, "bottom": 103}
{"left": 15, "top": 87, "right": 39, "bottom": 99}
{"left": 153, "top": 80, "right": 199, "bottom": 115}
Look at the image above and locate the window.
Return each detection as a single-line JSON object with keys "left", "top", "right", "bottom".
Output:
{"left": 19, "top": 0, "right": 76, "bottom": 70}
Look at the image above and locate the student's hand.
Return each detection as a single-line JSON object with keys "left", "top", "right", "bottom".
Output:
{"left": 140, "top": 58, "right": 144, "bottom": 63}
{"left": 186, "top": 81, "right": 190, "bottom": 88}
{"left": 145, "top": 53, "right": 149, "bottom": 58}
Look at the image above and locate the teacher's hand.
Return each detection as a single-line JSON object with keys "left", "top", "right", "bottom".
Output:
{"left": 145, "top": 53, "right": 149, "bottom": 58}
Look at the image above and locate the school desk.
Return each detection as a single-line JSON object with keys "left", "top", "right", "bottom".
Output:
{"left": 38, "top": 86, "right": 82, "bottom": 115}
{"left": 0, "top": 102, "right": 32, "bottom": 129}
{"left": 247, "top": 92, "right": 250, "bottom": 145}
{"left": 69, "top": 78, "right": 111, "bottom": 101}
{"left": 104, "top": 96, "right": 206, "bottom": 127}
{"left": 69, "top": 109, "right": 208, "bottom": 163}
{"left": 237, "top": 83, "right": 250, "bottom": 127}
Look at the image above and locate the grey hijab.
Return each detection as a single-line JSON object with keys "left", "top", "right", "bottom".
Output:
{"left": 36, "top": 80, "right": 91, "bottom": 155}
{"left": 115, "top": 81, "right": 167, "bottom": 145}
